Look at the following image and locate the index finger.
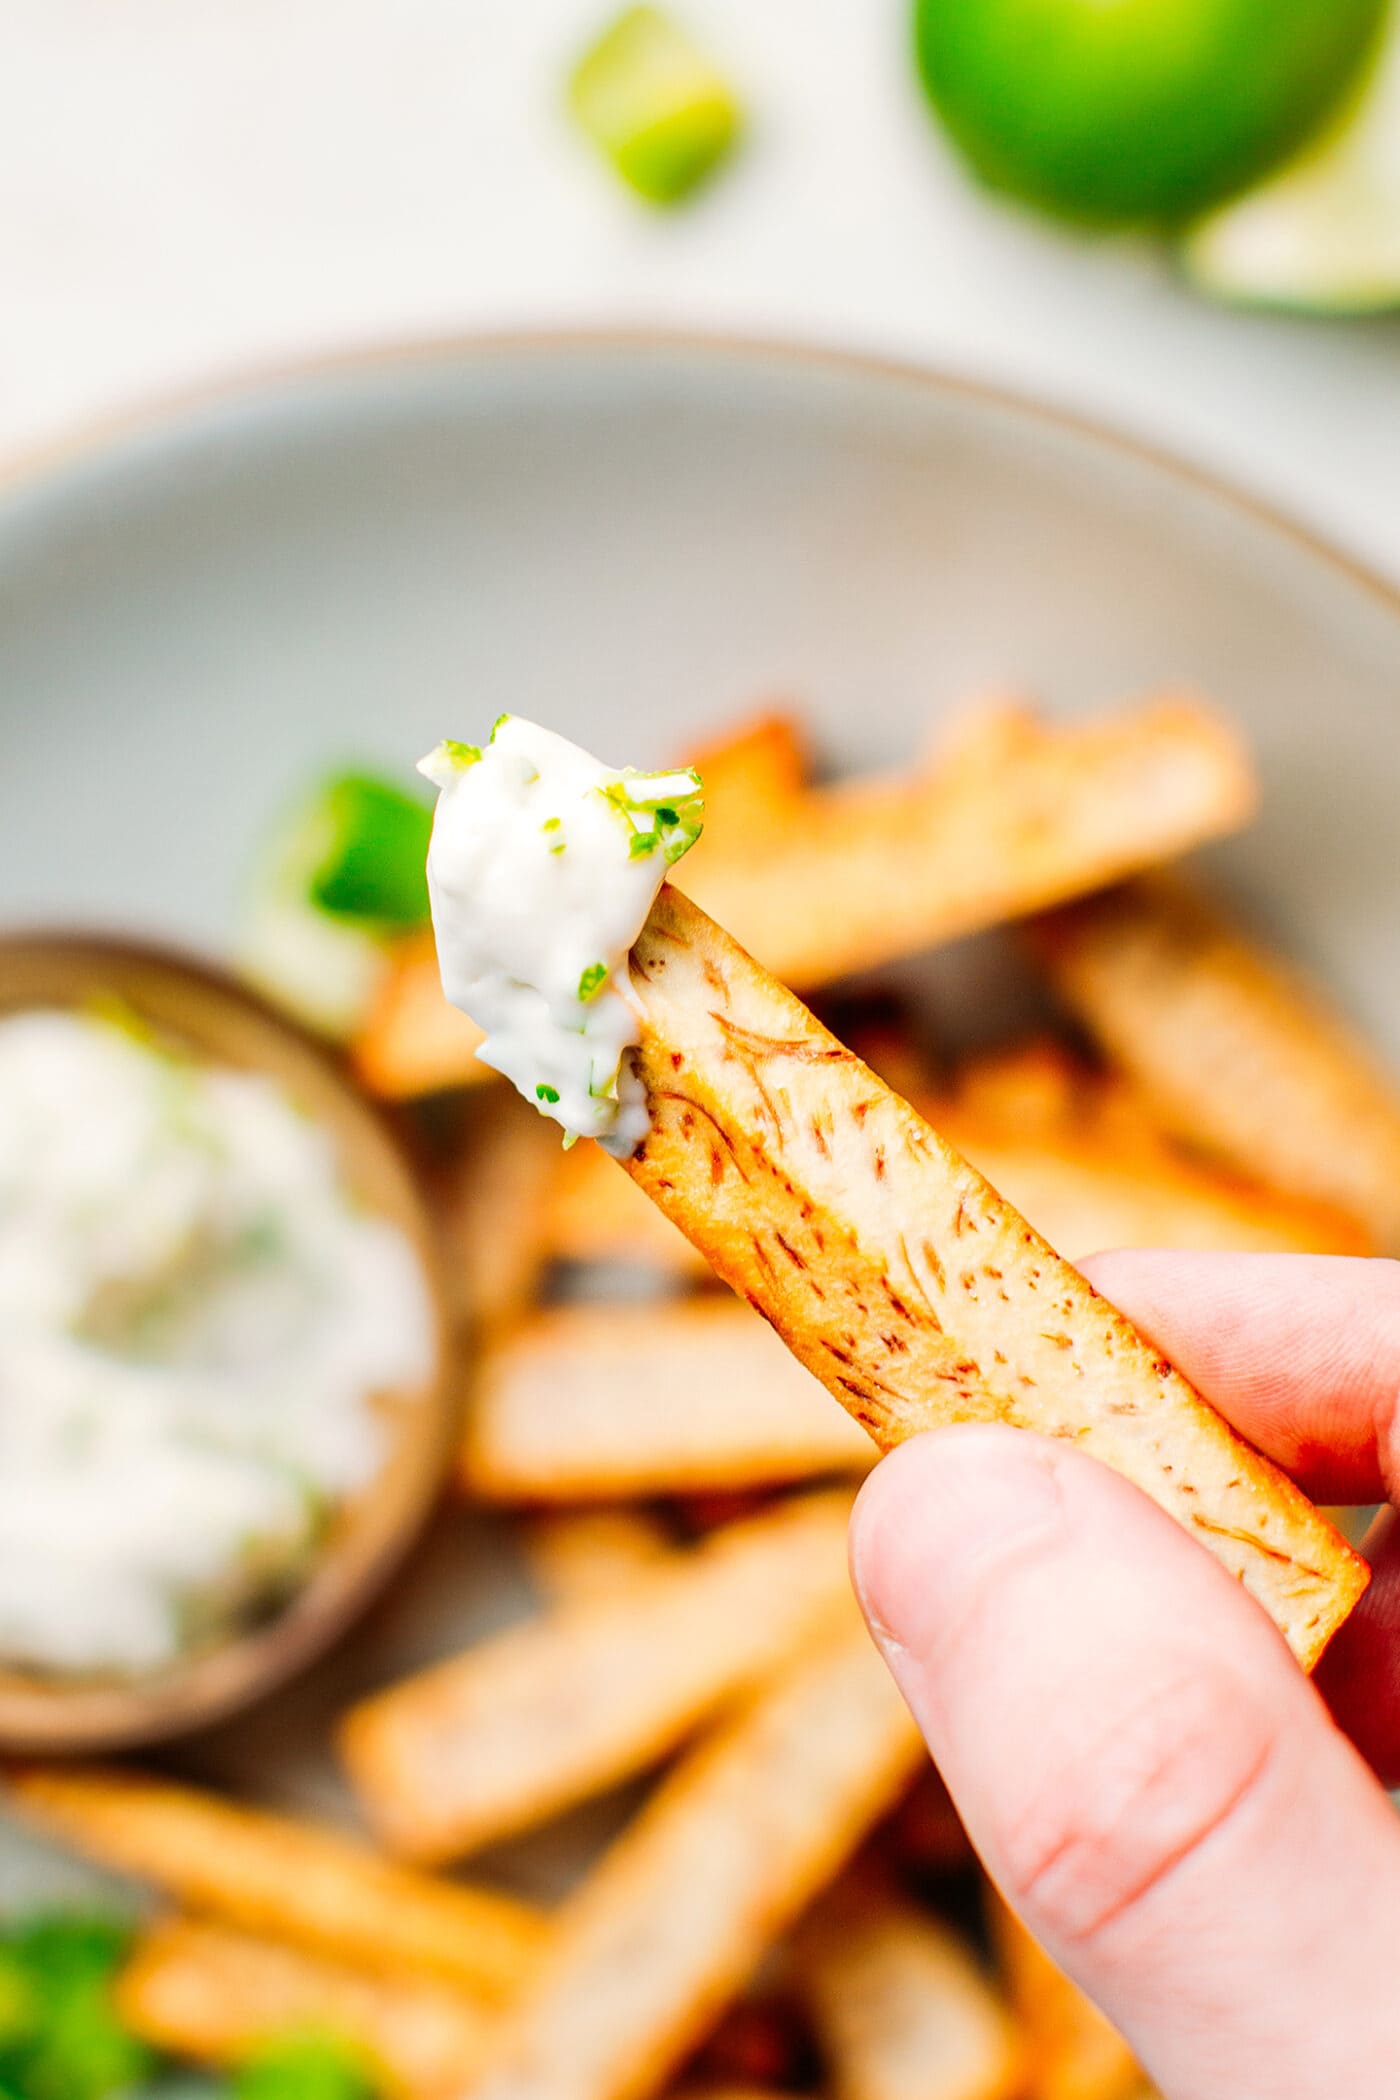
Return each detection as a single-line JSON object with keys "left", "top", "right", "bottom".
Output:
{"left": 1080, "top": 1250, "right": 1400, "bottom": 1505}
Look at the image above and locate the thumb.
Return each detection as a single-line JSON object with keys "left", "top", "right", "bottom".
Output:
{"left": 850, "top": 1426, "right": 1400, "bottom": 2100}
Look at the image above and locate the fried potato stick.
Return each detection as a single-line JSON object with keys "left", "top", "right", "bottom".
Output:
{"left": 678, "top": 693, "right": 1253, "bottom": 987}
{"left": 522, "top": 1509, "right": 677, "bottom": 1607}
{"left": 461, "top": 1300, "right": 873, "bottom": 1504}
{"left": 795, "top": 1877, "right": 1025, "bottom": 2100}
{"left": 118, "top": 1916, "right": 490, "bottom": 2100}
{"left": 542, "top": 1140, "right": 708, "bottom": 1279}
{"left": 431, "top": 1089, "right": 566, "bottom": 1331}
{"left": 928, "top": 1050, "right": 1370, "bottom": 1261}
{"left": 987, "top": 1897, "right": 1142, "bottom": 2100}
{"left": 341, "top": 1490, "right": 856, "bottom": 1862}
{"left": 541, "top": 1038, "right": 1367, "bottom": 1278}
{"left": 1028, "top": 872, "right": 1400, "bottom": 1254}
{"left": 463, "top": 1617, "right": 925, "bottom": 2100}
{"left": 357, "top": 696, "right": 1253, "bottom": 1100}
{"left": 4, "top": 1764, "right": 544, "bottom": 2003}
{"left": 355, "top": 927, "right": 491, "bottom": 1100}
{"left": 617, "top": 885, "right": 1367, "bottom": 1670}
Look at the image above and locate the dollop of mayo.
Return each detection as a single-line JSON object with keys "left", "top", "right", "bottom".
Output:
{"left": 0, "top": 1008, "right": 433, "bottom": 1676}
{"left": 419, "top": 716, "right": 703, "bottom": 1155}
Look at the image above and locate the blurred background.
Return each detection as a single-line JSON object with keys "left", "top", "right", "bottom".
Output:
{"left": 5, "top": 0, "right": 1398, "bottom": 572}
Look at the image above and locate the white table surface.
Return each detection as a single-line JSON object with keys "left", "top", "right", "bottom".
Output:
{"left": 4, "top": 0, "right": 1399, "bottom": 581}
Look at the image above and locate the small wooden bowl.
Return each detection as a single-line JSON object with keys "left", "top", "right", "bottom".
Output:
{"left": 0, "top": 931, "right": 454, "bottom": 1753}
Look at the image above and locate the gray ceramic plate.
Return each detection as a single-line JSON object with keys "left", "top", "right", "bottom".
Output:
{"left": 2, "top": 332, "right": 1398, "bottom": 1894}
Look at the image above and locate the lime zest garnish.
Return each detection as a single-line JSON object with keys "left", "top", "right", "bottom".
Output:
{"left": 417, "top": 740, "right": 482, "bottom": 789}
{"left": 597, "top": 765, "right": 704, "bottom": 868}
{"left": 490, "top": 714, "right": 512, "bottom": 743}
{"left": 536, "top": 1083, "right": 561, "bottom": 1104}
{"left": 578, "top": 962, "right": 608, "bottom": 1002}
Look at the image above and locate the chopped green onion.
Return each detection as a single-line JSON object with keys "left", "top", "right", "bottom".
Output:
{"left": 568, "top": 6, "right": 742, "bottom": 205}
{"left": 536, "top": 1083, "right": 561, "bottom": 1104}
{"left": 578, "top": 962, "right": 608, "bottom": 1002}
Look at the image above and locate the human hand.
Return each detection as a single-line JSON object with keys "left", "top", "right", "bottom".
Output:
{"left": 849, "top": 1252, "right": 1400, "bottom": 2100}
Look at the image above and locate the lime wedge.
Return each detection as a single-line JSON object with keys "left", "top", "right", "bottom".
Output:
{"left": 1181, "top": 10, "right": 1400, "bottom": 310}
{"left": 239, "top": 770, "right": 432, "bottom": 1041}
{"left": 569, "top": 6, "right": 741, "bottom": 204}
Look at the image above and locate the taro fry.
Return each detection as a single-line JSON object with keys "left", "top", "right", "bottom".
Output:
{"left": 118, "top": 1915, "right": 491, "bottom": 2100}
{"left": 461, "top": 1301, "right": 871, "bottom": 1505}
{"left": 354, "top": 695, "right": 1253, "bottom": 1100}
{"left": 615, "top": 884, "right": 1367, "bottom": 1670}
{"left": 795, "top": 1876, "right": 1025, "bottom": 2100}
{"left": 1029, "top": 872, "right": 1400, "bottom": 1254}
{"left": 462, "top": 1616, "right": 924, "bottom": 2100}
{"left": 4, "top": 1762, "right": 544, "bottom": 2002}
{"left": 340, "top": 1490, "right": 856, "bottom": 1861}
{"left": 522, "top": 1508, "right": 677, "bottom": 1607}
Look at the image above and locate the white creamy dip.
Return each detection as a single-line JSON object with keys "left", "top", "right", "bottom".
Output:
{"left": 419, "top": 716, "right": 703, "bottom": 1154}
{"left": 0, "top": 1008, "right": 432, "bottom": 1676}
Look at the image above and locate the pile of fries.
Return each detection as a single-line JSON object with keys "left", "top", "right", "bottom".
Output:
{"left": 9, "top": 690, "right": 1400, "bottom": 2100}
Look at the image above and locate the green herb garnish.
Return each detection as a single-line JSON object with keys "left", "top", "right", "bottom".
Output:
{"left": 0, "top": 1912, "right": 154, "bottom": 2100}
{"left": 536, "top": 1084, "right": 561, "bottom": 1104}
{"left": 489, "top": 714, "right": 512, "bottom": 743}
{"left": 577, "top": 962, "right": 608, "bottom": 1002}
{"left": 233, "top": 2030, "right": 378, "bottom": 2100}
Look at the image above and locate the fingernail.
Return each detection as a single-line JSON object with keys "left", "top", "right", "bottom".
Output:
{"left": 850, "top": 1426, "right": 1065, "bottom": 1669}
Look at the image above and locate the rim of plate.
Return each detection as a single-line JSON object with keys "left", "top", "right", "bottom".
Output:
{"left": 0, "top": 326, "right": 1396, "bottom": 627}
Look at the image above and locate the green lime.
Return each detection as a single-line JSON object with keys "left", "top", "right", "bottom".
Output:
{"left": 913, "top": 0, "right": 1388, "bottom": 225}
{"left": 1181, "top": 4, "right": 1400, "bottom": 311}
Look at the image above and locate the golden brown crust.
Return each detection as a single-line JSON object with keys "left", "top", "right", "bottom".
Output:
{"left": 796, "top": 1876, "right": 1026, "bottom": 2100}
{"left": 353, "top": 928, "right": 490, "bottom": 1101}
{"left": 683, "top": 693, "right": 1255, "bottom": 985}
{"left": 1028, "top": 872, "right": 1400, "bottom": 1254}
{"left": 339, "top": 1491, "right": 857, "bottom": 1862}
{"left": 461, "top": 1299, "right": 873, "bottom": 1503}
{"left": 117, "top": 1916, "right": 491, "bottom": 2099}
{"left": 925, "top": 1045, "right": 1372, "bottom": 1260}
{"left": 620, "top": 886, "right": 1367, "bottom": 1672}
{"left": 464, "top": 1620, "right": 924, "bottom": 2100}
{"left": 353, "top": 696, "right": 1255, "bottom": 1100}
{"left": 5, "top": 1763, "right": 543, "bottom": 2002}
{"left": 522, "top": 1509, "right": 677, "bottom": 1607}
